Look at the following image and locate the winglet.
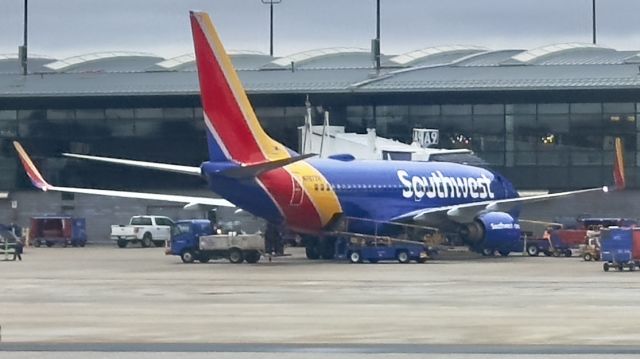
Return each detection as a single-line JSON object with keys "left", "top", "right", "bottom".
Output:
{"left": 613, "top": 137, "right": 626, "bottom": 190}
{"left": 12, "top": 142, "right": 52, "bottom": 191}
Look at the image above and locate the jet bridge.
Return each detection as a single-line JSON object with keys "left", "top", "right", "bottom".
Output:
{"left": 298, "top": 118, "right": 486, "bottom": 166}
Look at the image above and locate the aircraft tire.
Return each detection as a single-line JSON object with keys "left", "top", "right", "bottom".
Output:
{"left": 319, "top": 238, "right": 335, "bottom": 260}
{"left": 305, "top": 245, "right": 320, "bottom": 260}
{"left": 303, "top": 236, "right": 320, "bottom": 259}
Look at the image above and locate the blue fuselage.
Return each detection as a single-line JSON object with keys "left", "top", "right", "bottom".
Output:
{"left": 203, "top": 158, "right": 520, "bottom": 235}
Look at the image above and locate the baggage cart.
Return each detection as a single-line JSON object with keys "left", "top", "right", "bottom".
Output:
{"left": 601, "top": 228, "right": 636, "bottom": 272}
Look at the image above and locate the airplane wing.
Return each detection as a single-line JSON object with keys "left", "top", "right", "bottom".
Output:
{"left": 62, "top": 153, "right": 202, "bottom": 176}
{"left": 394, "top": 186, "right": 609, "bottom": 225}
{"left": 14, "top": 142, "right": 235, "bottom": 208}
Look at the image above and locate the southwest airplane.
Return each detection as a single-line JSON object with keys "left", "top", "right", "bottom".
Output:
{"left": 14, "top": 11, "right": 624, "bottom": 259}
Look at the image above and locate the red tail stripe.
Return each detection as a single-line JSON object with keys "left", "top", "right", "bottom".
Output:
{"left": 191, "top": 16, "right": 267, "bottom": 164}
{"left": 259, "top": 169, "right": 323, "bottom": 232}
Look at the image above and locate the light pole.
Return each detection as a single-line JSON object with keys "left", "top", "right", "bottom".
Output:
{"left": 261, "top": 0, "right": 282, "bottom": 56}
{"left": 19, "top": 0, "right": 28, "bottom": 75}
{"left": 592, "top": 0, "right": 597, "bottom": 44}
{"left": 375, "top": 0, "right": 380, "bottom": 71}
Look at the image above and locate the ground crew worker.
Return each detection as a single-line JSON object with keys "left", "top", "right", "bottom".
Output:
{"left": 14, "top": 238, "right": 23, "bottom": 261}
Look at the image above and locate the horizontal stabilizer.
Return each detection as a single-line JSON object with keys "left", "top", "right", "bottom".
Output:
{"left": 63, "top": 153, "right": 201, "bottom": 176}
{"left": 221, "top": 153, "right": 316, "bottom": 179}
{"left": 14, "top": 142, "right": 234, "bottom": 207}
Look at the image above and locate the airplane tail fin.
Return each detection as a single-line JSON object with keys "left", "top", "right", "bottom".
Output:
{"left": 613, "top": 137, "right": 626, "bottom": 190}
{"left": 190, "top": 11, "right": 290, "bottom": 165}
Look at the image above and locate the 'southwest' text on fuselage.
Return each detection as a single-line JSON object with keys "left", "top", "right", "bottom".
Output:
{"left": 397, "top": 170, "right": 495, "bottom": 201}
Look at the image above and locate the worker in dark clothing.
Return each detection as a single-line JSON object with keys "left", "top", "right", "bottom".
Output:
{"left": 14, "top": 239, "right": 23, "bottom": 261}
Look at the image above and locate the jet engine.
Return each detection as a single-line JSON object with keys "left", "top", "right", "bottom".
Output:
{"left": 464, "top": 212, "right": 521, "bottom": 255}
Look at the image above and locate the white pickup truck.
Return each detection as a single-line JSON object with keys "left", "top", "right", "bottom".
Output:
{"left": 111, "top": 215, "right": 175, "bottom": 248}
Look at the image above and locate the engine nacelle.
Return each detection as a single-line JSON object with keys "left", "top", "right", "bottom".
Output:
{"left": 465, "top": 212, "right": 521, "bottom": 254}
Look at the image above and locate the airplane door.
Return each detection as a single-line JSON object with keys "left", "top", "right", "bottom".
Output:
{"left": 290, "top": 176, "right": 304, "bottom": 206}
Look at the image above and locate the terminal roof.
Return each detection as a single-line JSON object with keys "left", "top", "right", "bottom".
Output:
{"left": 1, "top": 43, "right": 640, "bottom": 97}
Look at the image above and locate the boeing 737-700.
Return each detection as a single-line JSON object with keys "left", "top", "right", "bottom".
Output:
{"left": 14, "top": 11, "right": 624, "bottom": 259}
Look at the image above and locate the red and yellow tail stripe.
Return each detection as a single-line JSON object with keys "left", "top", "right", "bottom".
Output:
{"left": 190, "top": 11, "right": 290, "bottom": 165}
{"left": 191, "top": 11, "right": 343, "bottom": 231}
{"left": 289, "top": 161, "right": 343, "bottom": 228}
{"left": 259, "top": 162, "right": 343, "bottom": 232}
{"left": 13, "top": 141, "right": 52, "bottom": 191}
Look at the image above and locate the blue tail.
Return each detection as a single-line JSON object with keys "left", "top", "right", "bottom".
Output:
{"left": 206, "top": 132, "right": 230, "bottom": 162}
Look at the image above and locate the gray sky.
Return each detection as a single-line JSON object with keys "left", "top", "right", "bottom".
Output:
{"left": 1, "top": 0, "right": 639, "bottom": 59}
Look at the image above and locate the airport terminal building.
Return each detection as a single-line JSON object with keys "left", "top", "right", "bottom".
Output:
{"left": 1, "top": 43, "right": 640, "bottom": 238}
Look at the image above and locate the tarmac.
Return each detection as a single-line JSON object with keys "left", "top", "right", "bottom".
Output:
{"left": 1, "top": 246, "right": 640, "bottom": 356}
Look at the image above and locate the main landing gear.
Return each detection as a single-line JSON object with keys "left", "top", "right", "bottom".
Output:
{"left": 303, "top": 235, "right": 336, "bottom": 260}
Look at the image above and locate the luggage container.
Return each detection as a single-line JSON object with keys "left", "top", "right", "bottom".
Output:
{"left": 30, "top": 216, "right": 87, "bottom": 247}
{"left": 548, "top": 230, "right": 586, "bottom": 257}
{"left": 600, "top": 227, "right": 635, "bottom": 272}
{"left": 632, "top": 229, "right": 640, "bottom": 260}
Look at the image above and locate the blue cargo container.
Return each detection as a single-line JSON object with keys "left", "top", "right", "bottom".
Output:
{"left": 31, "top": 216, "right": 87, "bottom": 247}
{"left": 600, "top": 227, "right": 636, "bottom": 272}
